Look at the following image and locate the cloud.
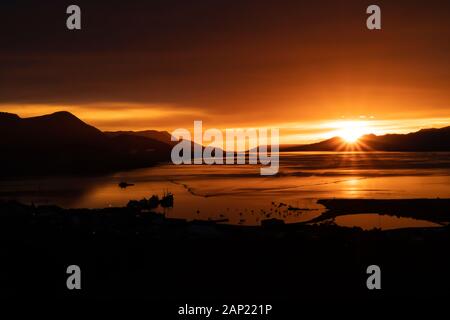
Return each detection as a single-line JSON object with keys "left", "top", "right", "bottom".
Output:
{"left": 0, "top": 0, "right": 449, "bottom": 142}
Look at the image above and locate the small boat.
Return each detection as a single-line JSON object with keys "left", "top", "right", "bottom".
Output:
{"left": 118, "top": 181, "right": 134, "bottom": 189}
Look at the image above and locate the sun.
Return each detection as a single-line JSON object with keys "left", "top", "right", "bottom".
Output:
{"left": 333, "top": 121, "right": 371, "bottom": 143}
{"left": 340, "top": 130, "right": 362, "bottom": 143}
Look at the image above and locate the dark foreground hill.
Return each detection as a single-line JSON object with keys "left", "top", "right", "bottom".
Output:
{"left": 1, "top": 199, "right": 450, "bottom": 301}
{"left": 0, "top": 111, "right": 172, "bottom": 176}
{"left": 282, "top": 126, "right": 450, "bottom": 151}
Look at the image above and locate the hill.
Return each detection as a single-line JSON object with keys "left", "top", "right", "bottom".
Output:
{"left": 0, "top": 111, "right": 172, "bottom": 176}
{"left": 281, "top": 126, "right": 450, "bottom": 152}
{"left": 105, "top": 130, "right": 175, "bottom": 145}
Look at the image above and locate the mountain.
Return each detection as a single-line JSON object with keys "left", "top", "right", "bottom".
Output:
{"left": 105, "top": 129, "right": 220, "bottom": 155}
{"left": 359, "top": 127, "right": 450, "bottom": 151}
{"left": 0, "top": 111, "right": 172, "bottom": 176}
{"left": 281, "top": 126, "right": 450, "bottom": 152}
{"left": 0, "top": 111, "right": 105, "bottom": 146}
{"left": 105, "top": 130, "right": 175, "bottom": 145}
{"left": 2, "top": 110, "right": 449, "bottom": 176}
{"left": 281, "top": 136, "right": 345, "bottom": 152}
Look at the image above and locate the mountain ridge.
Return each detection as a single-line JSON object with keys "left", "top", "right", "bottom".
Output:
{"left": 2, "top": 111, "right": 450, "bottom": 176}
{"left": 280, "top": 126, "right": 450, "bottom": 152}
{"left": 0, "top": 111, "right": 172, "bottom": 176}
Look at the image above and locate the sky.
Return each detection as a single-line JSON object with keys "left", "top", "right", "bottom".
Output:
{"left": 0, "top": 0, "right": 449, "bottom": 143}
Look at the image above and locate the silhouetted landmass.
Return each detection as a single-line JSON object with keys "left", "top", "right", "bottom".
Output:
{"left": 281, "top": 126, "right": 450, "bottom": 151}
{"left": 1, "top": 199, "right": 449, "bottom": 299}
{"left": 105, "top": 129, "right": 176, "bottom": 145}
{"left": 310, "top": 198, "right": 450, "bottom": 224}
{"left": 3, "top": 110, "right": 450, "bottom": 177}
{"left": 105, "top": 129, "right": 221, "bottom": 156}
{"left": 0, "top": 111, "right": 172, "bottom": 176}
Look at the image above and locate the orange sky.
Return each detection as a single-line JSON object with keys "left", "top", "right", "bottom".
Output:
{"left": 0, "top": 1, "right": 449, "bottom": 144}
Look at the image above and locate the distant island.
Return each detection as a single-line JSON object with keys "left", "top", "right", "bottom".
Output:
{"left": 1, "top": 111, "right": 450, "bottom": 176}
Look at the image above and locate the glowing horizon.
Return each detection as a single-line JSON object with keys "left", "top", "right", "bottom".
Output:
{"left": 1, "top": 103, "right": 449, "bottom": 145}
{"left": 1, "top": 1, "right": 449, "bottom": 147}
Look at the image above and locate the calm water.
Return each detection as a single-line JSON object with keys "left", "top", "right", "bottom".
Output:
{"left": 1, "top": 152, "right": 450, "bottom": 229}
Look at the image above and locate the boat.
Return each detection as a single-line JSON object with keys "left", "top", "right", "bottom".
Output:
{"left": 118, "top": 181, "right": 135, "bottom": 189}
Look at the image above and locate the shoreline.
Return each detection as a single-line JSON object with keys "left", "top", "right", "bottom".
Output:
{"left": 2, "top": 198, "right": 450, "bottom": 236}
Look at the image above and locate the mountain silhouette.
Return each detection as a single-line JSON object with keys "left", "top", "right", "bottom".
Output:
{"left": 281, "top": 126, "right": 450, "bottom": 152}
{"left": 0, "top": 111, "right": 172, "bottom": 176}
{"left": 105, "top": 130, "right": 175, "bottom": 145}
{"left": 0, "top": 111, "right": 105, "bottom": 147}
{"left": 105, "top": 129, "right": 221, "bottom": 156}
{"left": 2, "top": 111, "right": 449, "bottom": 176}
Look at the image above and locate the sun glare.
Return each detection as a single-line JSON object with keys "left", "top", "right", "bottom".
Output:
{"left": 333, "top": 121, "right": 371, "bottom": 143}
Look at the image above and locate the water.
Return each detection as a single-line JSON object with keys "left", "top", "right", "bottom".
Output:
{"left": 1, "top": 152, "right": 450, "bottom": 229}
{"left": 335, "top": 214, "right": 441, "bottom": 230}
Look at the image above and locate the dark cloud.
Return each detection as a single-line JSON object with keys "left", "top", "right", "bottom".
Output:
{"left": 0, "top": 0, "right": 449, "bottom": 128}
